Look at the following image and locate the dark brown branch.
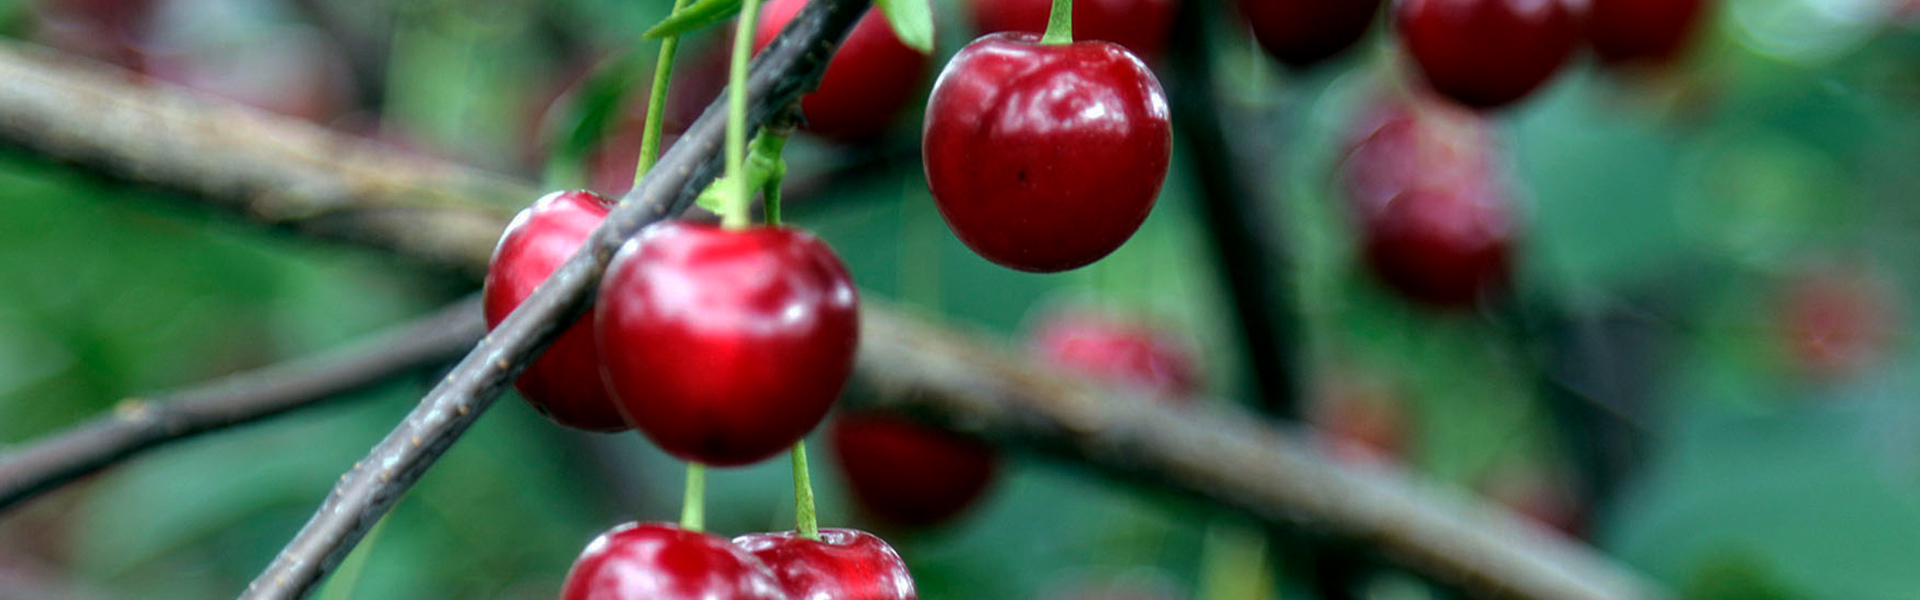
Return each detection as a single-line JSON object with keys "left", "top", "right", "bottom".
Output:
{"left": 1167, "top": 0, "right": 1301, "bottom": 419}
{"left": 0, "top": 296, "right": 484, "bottom": 513}
{"left": 0, "top": 28, "right": 1671, "bottom": 600}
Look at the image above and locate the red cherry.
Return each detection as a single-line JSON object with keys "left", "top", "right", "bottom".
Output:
{"left": 1395, "top": 0, "right": 1581, "bottom": 108}
{"left": 596, "top": 221, "right": 860, "bottom": 467}
{"left": 484, "top": 190, "right": 629, "bottom": 432}
{"left": 733, "top": 528, "right": 917, "bottom": 600}
{"left": 830, "top": 414, "right": 998, "bottom": 526}
{"left": 1028, "top": 311, "right": 1201, "bottom": 401}
{"left": 755, "top": 0, "right": 931, "bottom": 142}
{"left": 1235, "top": 0, "right": 1382, "bottom": 68}
{"left": 968, "top": 0, "right": 1176, "bottom": 59}
{"left": 1586, "top": 0, "right": 1710, "bottom": 66}
{"left": 923, "top": 33, "right": 1172, "bottom": 273}
{"left": 1361, "top": 187, "right": 1513, "bottom": 308}
{"left": 560, "top": 522, "right": 785, "bottom": 600}
{"left": 1778, "top": 265, "right": 1899, "bottom": 381}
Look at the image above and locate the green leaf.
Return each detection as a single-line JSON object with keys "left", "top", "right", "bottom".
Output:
{"left": 644, "top": 0, "right": 744, "bottom": 39}
{"left": 875, "top": 0, "right": 934, "bottom": 54}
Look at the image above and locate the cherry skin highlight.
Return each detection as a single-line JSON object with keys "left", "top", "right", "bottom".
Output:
{"left": 1395, "top": 0, "right": 1580, "bottom": 108}
{"left": 755, "top": 0, "right": 930, "bottom": 142}
{"left": 969, "top": 0, "right": 1177, "bottom": 59}
{"left": 483, "top": 190, "right": 629, "bottom": 432}
{"left": 1028, "top": 311, "right": 1201, "bottom": 402}
{"left": 733, "top": 528, "right": 918, "bottom": 600}
{"left": 1236, "top": 0, "right": 1382, "bottom": 68}
{"left": 830, "top": 413, "right": 999, "bottom": 526}
{"left": 923, "top": 32, "right": 1172, "bottom": 273}
{"left": 560, "top": 522, "right": 785, "bottom": 600}
{"left": 595, "top": 221, "right": 860, "bottom": 467}
{"left": 1586, "top": 0, "right": 1710, "bottom": 66}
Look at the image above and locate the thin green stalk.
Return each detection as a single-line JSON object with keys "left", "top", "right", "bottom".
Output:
{"left": 634, "top": 0, "right": 694, "bottom": 181}
{"left": 791, "top": 442, "right": 819, "bottom": 539}
{"left": 758, "top": 131, "right": 787, "bottom": 225}
{"left": 723, "top": 0, "right": 766, "bottom": 229}
{"left": 1041, "top": 0, "right": 1072, "bottom": 44}
{"left": 682, "top": 463, "right": 706, "bottom": 531}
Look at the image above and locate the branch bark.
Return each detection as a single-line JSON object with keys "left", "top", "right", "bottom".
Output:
{"left": 0, "top": 296, "right": 484, "bottom": 513}
{"left": 0, "top": 27, "right": 1672, "bottom": 600}
{"left": 1167, "top": 1, "right": 1301, "bottom": 420}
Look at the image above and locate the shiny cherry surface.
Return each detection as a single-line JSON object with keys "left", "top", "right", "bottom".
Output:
{"left": 756, "top": 0, "right": 930, "bottom": 142}
{"left": 923, "top": 33, "right": 1172, "bottom": 273}
{"left": 1587, "top": 0, "right": 1709, "bottom": 65}
{"left": 1236, "top": 0, "right": 1381, "bottom": 67}
{"left": 969, "top": 0, "right": 1177, "bottom": 58}
{"left": 1361, "top": 187, "right": 1513, "bottom": 309}
{"left": 1029, "top": 311, "right": 1200, "bottom": 401}
{"left": 733, "top": 528, "right": 917, "bottom": 600}
{"left": 830, "top": 413, "right": 998, "bottom": 526}
{"left": 484, "top": 190, "right": 629, "bottom": 432}
{"left": 595, "top": 221, "right": 859, "bottom": 467}
{"left": 1396, "top": 0, "right": 1580, "bottom": 108}
{"left": 561, "top": 522, "right": 785, "bottom": 600}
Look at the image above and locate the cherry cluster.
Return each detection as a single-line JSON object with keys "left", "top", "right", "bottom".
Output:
{"left": 561, "top": 524, "right": 914, "bottom": 600}
{"left": 486, "top": 188, "right": 873, "bottom": 598}
{"left": 1235, "top": 0, "right": 1712, "bottom": 109}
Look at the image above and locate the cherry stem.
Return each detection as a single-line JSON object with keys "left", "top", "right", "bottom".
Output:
{"left": 681, "top": 462, "right": 706, "bottom": 532}
{"left": 790, "top": 442, "right": 819, "bottom": 540}
{"left": 723, "top": 0, "right": 766, "bottom": 229}
{"left": 1040, "top": 0, "right": 1072, "bottom": 44}
{"left": 633, "top": 0, "right": 694, "bottom": 181}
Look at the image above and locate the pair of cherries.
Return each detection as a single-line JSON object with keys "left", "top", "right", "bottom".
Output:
{"left": 483, "top": 190, "right": 858, "bottom": 468}
{"left": 1339, "top": 95, "right": 1515, "bottom": 309}
{"left": 561, "top": 523, "right": 914, "bottom": 600}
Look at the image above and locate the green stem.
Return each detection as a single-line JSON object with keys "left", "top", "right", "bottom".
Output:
{"left": 633, "top": 0, "right": 694, "bottom": 181}
{"left": 791, "top": 442, "right": 819, "bottom": 540}
{"left": 1041, "top": 0, "right": 1072, "bottom": 44}
{"left": 764, "top": 183, "right": 783, "bottom": 225}
{"left": 682, "top": 462, "right": 706, "bottom": 532}
{"left": 759, "top": 132, "right": 787, "bottom": 226}
{"left": 723, "top": 0, "right": 766, "bottom": 229}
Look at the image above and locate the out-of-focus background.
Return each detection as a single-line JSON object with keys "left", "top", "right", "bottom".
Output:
{"left": 2, "top": 0, "right": 1920, "bottom": 598}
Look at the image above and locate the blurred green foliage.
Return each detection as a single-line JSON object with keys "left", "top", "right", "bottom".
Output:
{"left": 2, "top": 0, "right": 1920, "bottom": 599}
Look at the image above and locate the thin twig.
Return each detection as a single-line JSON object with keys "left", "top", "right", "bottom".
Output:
{"left": 0, "top": 30, "right": 1671, "bottom": 600}
{"left": 0, "top": 296, "right": 484, "bottom": 513}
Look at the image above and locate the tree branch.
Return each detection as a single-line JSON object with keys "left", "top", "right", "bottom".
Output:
{"left": 0, "top": 26, "right": 1672, "bottom": 600}
{"left": 0, "top": 296, "right": 484, "bottom": 513}
{"left": 1167, "top": 0, "right": 1301, "bottom": 420}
